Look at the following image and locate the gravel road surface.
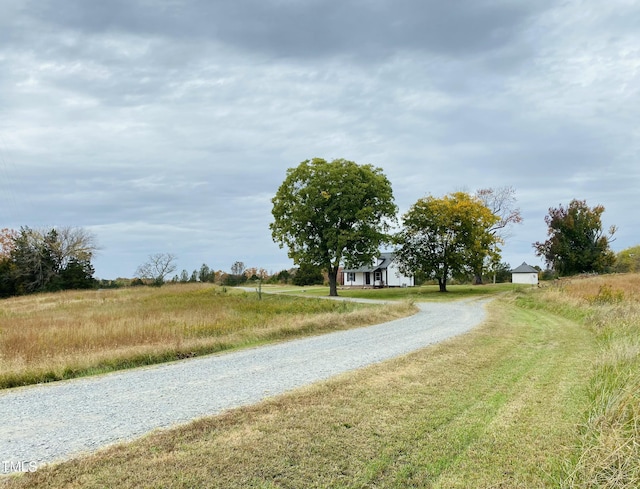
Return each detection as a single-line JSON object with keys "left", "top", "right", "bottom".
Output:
{"left": 1, "top": 298, "right": 488, "bottom": 474}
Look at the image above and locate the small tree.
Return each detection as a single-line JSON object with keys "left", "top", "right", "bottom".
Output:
{"left": 533, "top": 199, "right": 616, "bottom": 275}
{"left": 0, "top": 228, "right": 18, "bottom": 259}
{"left": 271, "top": 158, "right": 397, "bottom": 296}
{"left": 0, "top": 258, "right": 17, "bottom": 298}
{"left": 223, "top": 261, "right": 247, "bottom": 286}
{"left": 199, "top": 263, "right": 213, "bottom": 282}
{"left": 292, "top": 264, "right": 324, "bottom": 286}
{"left": 230, "top": 261, "right": 246, "bottom": 276}
{"left": 277, "top": 269, "right": 291, "bottom": 284}
{"left": 614, "top": 245, "right": 640, "bottom": 273}
{"left": 59, "top": 258, "right": 97, "bottom": 290}
{"left": 492, "top": 262, "right": 513, "bottom": 283}
{"left": 135, "top": 253, "right": 177, "bottom": 286}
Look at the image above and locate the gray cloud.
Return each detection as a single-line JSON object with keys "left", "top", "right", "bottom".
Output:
{"left": 0, "top": 0, "right": 638, "bottom": 278}
{"left": 26, "top": 0, "right": 547, "bottom": 61}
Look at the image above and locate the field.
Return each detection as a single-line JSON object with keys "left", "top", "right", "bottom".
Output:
{"left": 0, "top": 283, "right": 417, "bottom": 389}
{"left": 2, "top": 276, "right": 638, "bottom": 488}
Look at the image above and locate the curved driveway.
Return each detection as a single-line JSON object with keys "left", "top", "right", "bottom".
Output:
{"left": 0, "top": 298, "right": 488, "bottom": 474}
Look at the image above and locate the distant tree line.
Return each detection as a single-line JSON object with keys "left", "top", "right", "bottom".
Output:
{"left": 131, "top": 254, "right": 322, "bottom": 288}
{"left": 0, "top": 227, "right": 325, "bottom": 298}
{"left": 167, "top": 262, "right": 323, "bottom": 287}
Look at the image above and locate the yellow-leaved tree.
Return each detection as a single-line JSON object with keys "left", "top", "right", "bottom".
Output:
{"left": 395, "top": 192, "right": 500, "bottom": 292}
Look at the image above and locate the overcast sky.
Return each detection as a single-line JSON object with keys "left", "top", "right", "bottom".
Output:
{"left": 1, "top": 0, "right": 638, "bottom": 279}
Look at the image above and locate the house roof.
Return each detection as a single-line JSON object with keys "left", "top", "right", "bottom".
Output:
{"left": 374, "top": 252, "right": 395, "bottom": 271}
{"left": 511, "top": 262, "right": 538, "bottom": 273}
{"left": 343, "top": 252, "right": 396, "bottom": 273}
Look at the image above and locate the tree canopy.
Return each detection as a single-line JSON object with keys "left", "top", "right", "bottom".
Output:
{"left": 135, "top": 253, "right": 177, "bottom": 286}
{"left": 533, "top": 199, "right": 616, "bottom": 276}
{"left": 474, "top": 186, "right": 522, "bottom": 283}
{"left": 0, "top": 226, "right": 98, "bottom": 297}
{"left": 394, "top": 192, "right": 500, "bottom": 292}
{"left": 292, "top": 263, "right": 324, "bottom": 286}
{"left": 614, "top": 245, "right": 640, "bottom": 273}
{"left": 270, "top": 158, "right": 397, "bottom": 296}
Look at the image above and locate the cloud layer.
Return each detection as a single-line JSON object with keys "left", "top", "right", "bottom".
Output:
{"left": 1, "top": 0, "right": 638, "bottom": 278}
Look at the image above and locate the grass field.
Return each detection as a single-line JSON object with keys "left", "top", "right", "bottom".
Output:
{"left": 0, "top": 283, "right": 416, "bottom": 389}
{"left": 2, "top": 276, "right": 638, "bottom": 488}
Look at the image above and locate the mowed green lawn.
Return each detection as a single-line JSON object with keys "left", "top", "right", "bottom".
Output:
{"left": 263, "top": 282, "right": 522, "bottom": 301}
{"left": 3, "top": 290, "right": 600, "bottom": 488}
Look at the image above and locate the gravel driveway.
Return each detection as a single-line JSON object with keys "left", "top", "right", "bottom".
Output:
{"left": 0, "top": 298, "right": 488, "bottom": 474}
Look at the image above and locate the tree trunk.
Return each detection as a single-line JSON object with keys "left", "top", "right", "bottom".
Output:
{"left": 328, "top": 267, "right": 339, "bottom": 296}
{"left": 473, "top": 264, "right": 484, "bottom": 285}
{"left": 438, "top": 277, "right": 447, "bottom": 292}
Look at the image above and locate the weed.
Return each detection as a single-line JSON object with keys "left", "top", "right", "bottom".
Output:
{"left": 588, "top": 284, "right": 625, "bottom": 305}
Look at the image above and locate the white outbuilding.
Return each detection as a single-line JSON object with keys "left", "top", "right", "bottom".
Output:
{"left": 511, "top": 262, "right": 539, "bottom": 285}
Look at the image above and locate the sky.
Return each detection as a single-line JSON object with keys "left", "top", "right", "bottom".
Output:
{"left": 1, "top": 0, "right": 638, "bottom": 280}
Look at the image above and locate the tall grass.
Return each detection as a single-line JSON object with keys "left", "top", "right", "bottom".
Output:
{"left": 0, "top": 284, "right": 415, "bottom": 389}
{"left": 519, "top": 274, "right": 640, "bottom": 488}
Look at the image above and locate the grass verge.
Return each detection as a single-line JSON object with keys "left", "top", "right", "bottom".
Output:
{"left": 2, "top": 293, "right": 597, "bottom": 488}
{"left": 517, "top": 274, "right": 640, "bottom": 488}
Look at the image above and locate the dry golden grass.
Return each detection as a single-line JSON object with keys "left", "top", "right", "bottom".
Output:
{"left": 0, "top": 284, "right": 416, "bottom": 388}
{"left": 545, "top": 273, "right": 640, "bottom": 303}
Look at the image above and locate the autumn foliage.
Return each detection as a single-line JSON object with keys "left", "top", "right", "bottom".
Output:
{"left": 395, "top": 192, "right": 500, "bottom": 292}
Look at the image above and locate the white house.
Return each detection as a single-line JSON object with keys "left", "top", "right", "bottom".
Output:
{"left": 511, "top": 262, "right": 539, "bottom": 285}
{"left": 342, "top": 252, "right": 414, "bottom": 288}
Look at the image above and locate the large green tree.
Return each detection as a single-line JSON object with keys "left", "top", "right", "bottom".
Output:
{"left": 394, "top": 192, "right": 499, "bottom": 292}
{"left": 270, "top": 158, "right": 397, "bottom": 296}
{"left": 533, "top": 199, "right": 616, "bottom": 275}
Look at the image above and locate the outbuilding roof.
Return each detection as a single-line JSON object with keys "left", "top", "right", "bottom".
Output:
{"left": 511, "top": 262, "right": 538, "bottom": 273}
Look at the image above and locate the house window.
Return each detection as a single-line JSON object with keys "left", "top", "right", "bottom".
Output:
{"left": 347, "top": 272, "right": 356, "bottom": 282}
{"left": 374, "top": 271, "right": 382, "bottom": 282}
